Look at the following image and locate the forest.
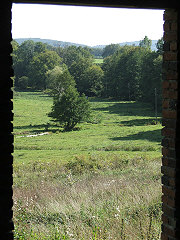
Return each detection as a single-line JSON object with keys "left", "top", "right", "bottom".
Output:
{"left": 12, "top": 36, "right": 163, "bottom": 108}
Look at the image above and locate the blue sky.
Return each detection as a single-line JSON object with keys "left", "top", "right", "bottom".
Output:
{"left": 12, "top": 4, "right": 164, "bottom": 46}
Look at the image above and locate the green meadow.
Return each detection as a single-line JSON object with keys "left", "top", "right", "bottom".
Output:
{"left": 13, "top": 92, "right": 162, "bottom": 239}
{"left": 94, "top": 58, "right": 104, "bottom": 64}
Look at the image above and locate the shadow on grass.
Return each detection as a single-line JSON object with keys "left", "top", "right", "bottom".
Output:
{"left": 26, "top": 92, "right": 51, "bottom": 98}
{"left": 16, "top": 91, "right": 52, "bottom": 99}
{"left": 39, "top": 95, "right": 52, "bottom": 98}
{"left": 110, "top": 129, "right": 162, "bottom": 142}
{"left": 92, "top": 101, "right": 161, "bottom": 118}
{"left": 14, "top": 124, "right": 81, "bottom": 134}
{"left": 14, "top": 124, "right": 61, "bottom": 133}
{"left": 89, "top": 97, "right": 115, "bottom": 102}
{"left": 120, "top": 118, "right": 162, "bottom": 126}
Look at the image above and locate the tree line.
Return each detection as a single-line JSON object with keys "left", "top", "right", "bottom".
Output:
{"left": 12, "top": 36, "right": 163, "bottom": 108}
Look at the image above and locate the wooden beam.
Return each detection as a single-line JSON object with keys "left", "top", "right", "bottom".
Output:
{"left": 12, "top": 0, "right": 178, "bottom": 10}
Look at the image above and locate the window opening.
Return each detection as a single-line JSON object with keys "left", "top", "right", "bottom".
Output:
{"left": 12, "top": 4, "right": 164, "bottom": 239}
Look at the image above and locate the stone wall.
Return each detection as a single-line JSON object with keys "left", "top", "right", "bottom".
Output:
{"left": 0, "top": 2, "right": 14, "bottom": 240}
{"left": 161, "top": 9, "right": 180, "bottom": 240}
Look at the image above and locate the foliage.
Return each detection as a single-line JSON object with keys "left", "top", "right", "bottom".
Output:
{"left": 140, "top": 52, "right": 162, "bottom": 108}
{"left": 102, "top": 43, "right": 120, "bottom": 58}
{"left": 12, "top": 40, "right": 35, "bottom": 88}
{"left": 102, "top": 39, "right": 162, "bottom": 109}
{"left": 68, "top": 56, "right": 93, "bottom": 93}
{"left": 90, "top": 47, "right": 104, "bottom": 58}
{"left": 12, "top": 37, "right": 163, "bottom": 104}
{"left": 12, "top": 40, "right": 62, "bottom": 90}
{"left": 57, "top": 45, "right": 93, "bottom": 68}
{"left": 28, "top": 50, "right": 62, "bottom": 90}
{"left": 18, "top": 76, "right": 29, "bottom": 90}
{"left": 48, "top": 86, "right": 91, "bottom": 131}
{"left": 139, "top": 36, "right": 152, "bottom": 50}
{"left": 156, "top": 37, "right": 164, "bottom": 55}
{"left": 102, "top": 46, "right": 144, "bottom": 100}
{"left": 46, "top": 65, "right": 76, "bottom": 96}
{"left": 80, "top": 64, "right": 104, "bottom": 97}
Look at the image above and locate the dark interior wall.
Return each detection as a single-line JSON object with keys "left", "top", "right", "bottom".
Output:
{"left": 0, "top": 1, "right": 179, "bottom": 239}
{"left": 0, "top": 2, "right": 14, "bottom": 240}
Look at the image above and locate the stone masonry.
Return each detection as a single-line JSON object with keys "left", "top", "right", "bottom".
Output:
{"left": 161, "top": 9, "right": 180, "bottom": 240}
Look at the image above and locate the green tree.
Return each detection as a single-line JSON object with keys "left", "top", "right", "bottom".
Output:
{"left": 12, "top": 40, "right": 55, "bottom": 90}
{"left": 156, "top": 37, "right": 163, "bottom": 55}
{"left": 56, "top": 45, "right": 94, "bottom": 94}
{"left": 48, "top": 86, "right": 91, "bottom": 131}
{"left": 59, "top": 45, "right": 93, "bottom": 68}
{"left": 18, "top": 76, "right": 29, "bottom": 90}
{"left": 102, "top": 46, "right": 144, "bottom": 100}
{"left": 34, "top": 42, "right": 47, "bottom": 54}
{"left": 139, "top": 36, "right": 152, "bottom": 50}
{"left": 12, "top": 40, "right": 35, "bottom": 88}
{"left": 46, "top": 65, "right": 76, "bottom": 96}
{"left": 69, "top": 57, "right": 93, "bottom": 93}
{"left": 11, "top": 40, "right": 19, "bottom": 53}
{"left": 81, "top": 65, "right": 104, "bottom": 97}
{"left": 90, "top": 47, "right": 103, "bottom": 58}
{"left": 101, "top": 55, "right": 117, "bottom": 97}
{"left": 29, "top": 50, "right": 62, "bottom": 90}
{"left": 102, "top": 44, "right": 120, "bottom": 58}
{"left": 140, "top": 51, "right": 162, "bottom": 107}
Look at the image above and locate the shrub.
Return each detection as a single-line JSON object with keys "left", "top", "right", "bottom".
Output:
{"left": 49, "top": 86, "right": 91, "bottom": 131}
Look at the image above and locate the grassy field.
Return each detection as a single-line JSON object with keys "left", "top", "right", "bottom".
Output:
{"left": 13, "top": 91, "right": 162, "bottom": 239}
{"left": 94, "top": 58, "right": 104, "bottom": 64}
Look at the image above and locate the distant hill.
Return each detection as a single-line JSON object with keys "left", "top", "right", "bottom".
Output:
{"left": 93, "top": 40, "right": 158, "bottom": 51}
{"left": 15, "top": 38, "right": 87, "bottom": 48}
{"left": 15, "top": 38, "right": 158, "bottom": 51}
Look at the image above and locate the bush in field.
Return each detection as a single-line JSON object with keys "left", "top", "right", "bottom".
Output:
{"left": 48, "top": 86, "right": 91, "bottom": 131}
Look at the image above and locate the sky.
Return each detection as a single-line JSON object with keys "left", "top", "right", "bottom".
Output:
{"left": 12, "top": 3, "right": 164, "bottom": 47}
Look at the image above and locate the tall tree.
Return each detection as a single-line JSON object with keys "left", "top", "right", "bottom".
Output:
{"left": 102, "top": 44, "right": 120, "bottom": 58}
{"left": 34, "top": 42, "right": 47, "bottom": 54}
{"left": 102, "top": 44, "right": 162, "bottom": 107}
{"left": 12, "top": 40, "right": 52, "bottom": 90}
{"left": 46, "top": 65, "right": 76, "bottom": 96}
{"left": 12, "top": 40, "right": 35, "bottom": 87}
{"left": 80, "top": 65, "right": 104, "bottom": 97}
{"left": 69, "top": 57, "right": 93, "bottom": 93}
{"left": 90, "top": 47, "right": 104, "bottom": 58}
{"left": 156, "top": 37, "right": 164, "bottom": 55}
{"left": 59, "top": 45, "right": 93, "bottom": 68}
{"left": 139, "top": 36, "right": 152, "bottom": 50}
{"left": 28, "top": 50, "right": 62, "bottom": 90}
{"left": 102, "top": 46, "right": 144, "bottom": 100}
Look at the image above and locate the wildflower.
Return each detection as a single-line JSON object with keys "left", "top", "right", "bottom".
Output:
{"left": 116, "top": 206, "right": 120, "bottom": 212}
